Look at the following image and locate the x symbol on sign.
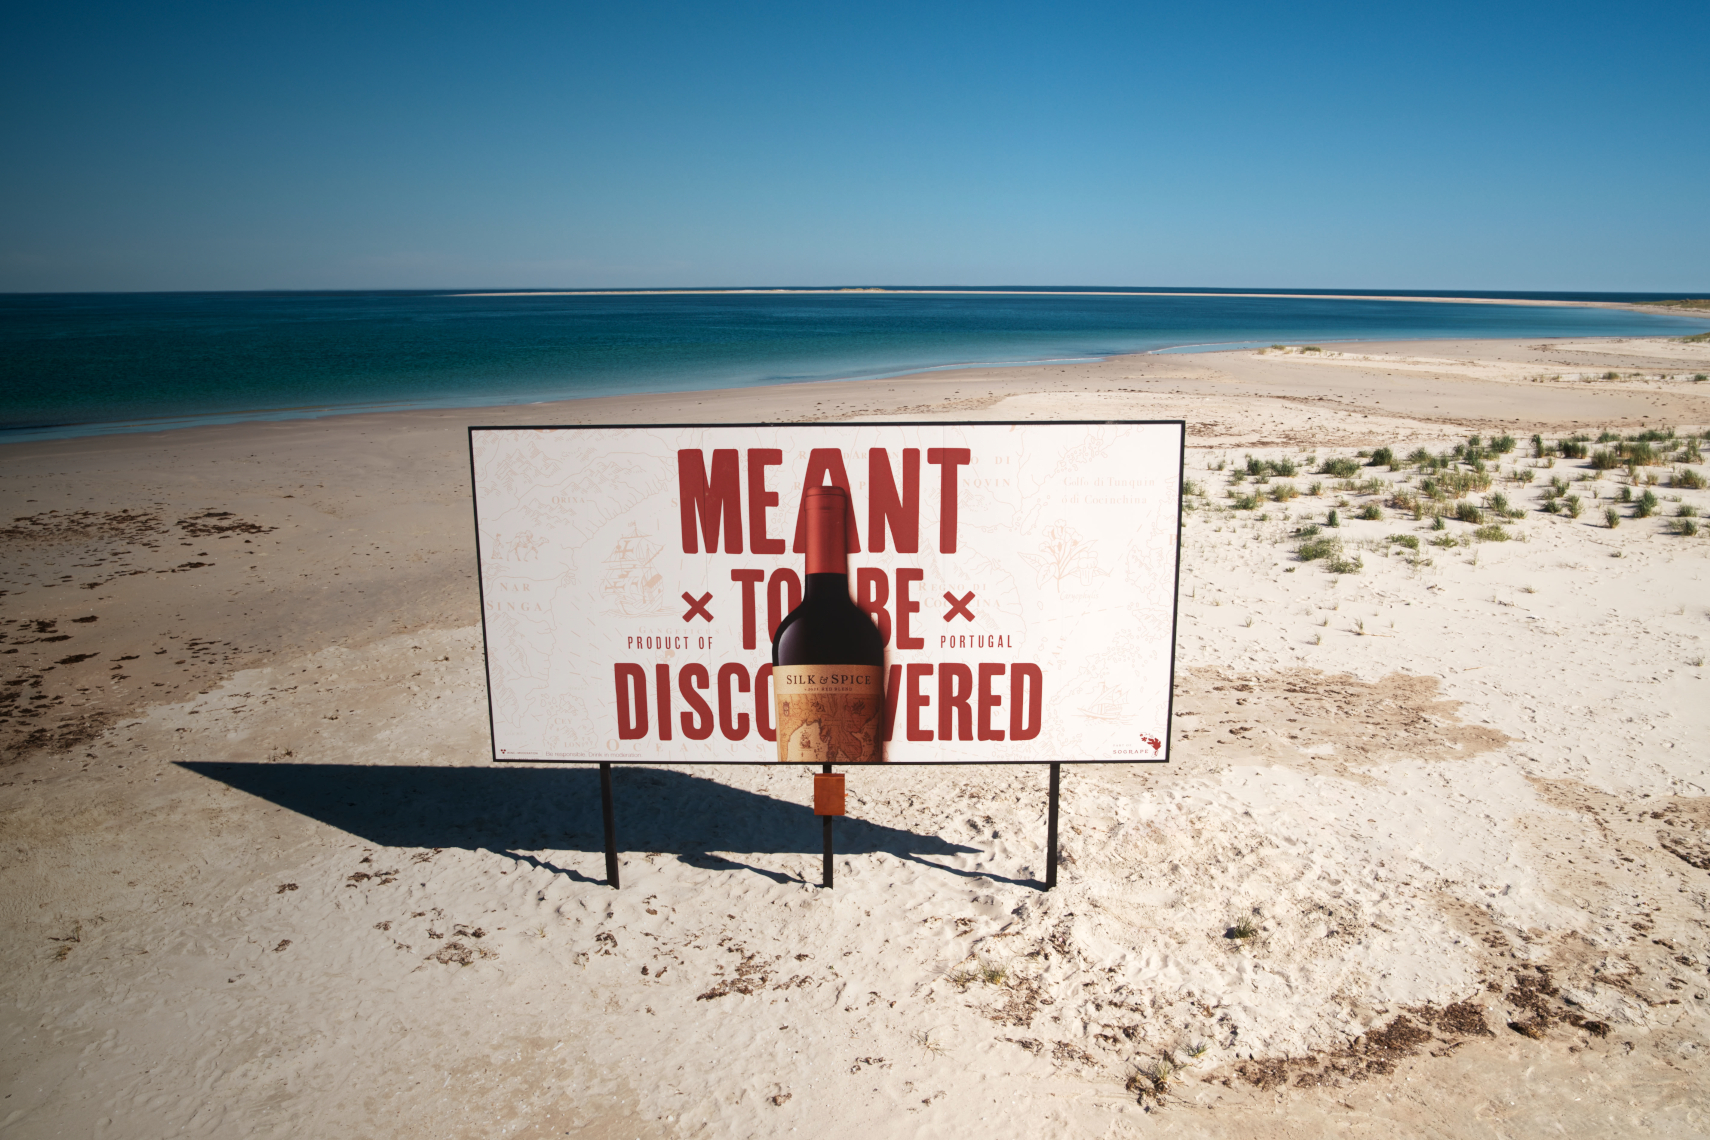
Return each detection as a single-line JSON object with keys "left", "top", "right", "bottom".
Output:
{"left": 943, "top": 590, "right": 976, "bottom": 622}
{"left": 681, "top": 591, "right": 713, "bottom": 623}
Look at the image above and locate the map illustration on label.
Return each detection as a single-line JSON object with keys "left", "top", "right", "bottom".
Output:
{"left": 773, "top": 667, "right": 884, "bottom": 764}
{"left": 469, "top": 421, "right": 1184, "bottom": 764}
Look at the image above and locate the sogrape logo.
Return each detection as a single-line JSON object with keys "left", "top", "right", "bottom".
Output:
{"left": 470, "top": 421, "right": 1183, "bottom": 764}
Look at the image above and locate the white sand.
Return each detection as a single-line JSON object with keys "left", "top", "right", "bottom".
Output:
{"left": 4, "top": 336, "right": 1710, "bottom": 1137}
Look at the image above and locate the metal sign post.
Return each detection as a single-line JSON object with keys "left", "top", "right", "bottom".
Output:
{"left": 1045, "top": 762, "right": 1061, "bottom": 890}
{"left": 814, "top": 767, "right": 844, "bottom": 889}
{"left": 600, "top": 762, "right": 620, "bottom": 889}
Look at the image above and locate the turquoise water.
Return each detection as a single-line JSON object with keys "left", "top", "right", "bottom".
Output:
{"left": 2, "top": 289, "right": 1705, "bottom": 443}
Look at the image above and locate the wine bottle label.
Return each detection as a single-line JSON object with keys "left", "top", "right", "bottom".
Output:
{"left": 773, "top": 666, "right": 884, "bottom": 764}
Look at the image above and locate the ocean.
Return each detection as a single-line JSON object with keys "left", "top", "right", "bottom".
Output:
{"left": 2, "top": 288, "right": 1706, "bottom": 443}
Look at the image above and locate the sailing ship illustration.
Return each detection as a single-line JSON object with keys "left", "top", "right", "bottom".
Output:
{"left": 1077, "top": 683, "right": 1132, "bottom": 722}
{"left": 600, "top": 525, "right": 668, "bottom": 615}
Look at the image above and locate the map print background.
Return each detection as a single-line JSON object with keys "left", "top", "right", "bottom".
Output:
{"left": 470, "top": 422, "right": 1183, "bottom": 763}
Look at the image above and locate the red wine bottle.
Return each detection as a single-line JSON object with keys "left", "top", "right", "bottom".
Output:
{"left": 771, "top": 486, "right": 886, "bottom": 763}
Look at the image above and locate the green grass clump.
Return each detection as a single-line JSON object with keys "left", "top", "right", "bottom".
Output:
{"left": 1429, "top": 532, "right": 1460, "bottom": 548}
{"left": 1565, "top": 495, "right": 1583, "bottom": 518}
{"left": 1590, "top": 449, "right": 1622, "bottom": 471}
{"left": 1473, "top": 524, "right": 1511, "bottom": 542}
{"left": 1454, "top": 501, "right": 1484, "bottom": 524}
{"left": 1319, "top": 457, "right": 1360, "bottom": 478}
{"left": 1492, "top": 434, "right": 1516, "bottom": 454}
{"left": 1357, "top": 503, "right": 1382, "bottom": 520}
{"left": 1604, "top": 507, "right": 1620, "bottom": 529}
{"left": 1672, "top": 518, "right": 1700, "bottom": 536}
{"left": 1327, "top": 508, "right": 1340, "bottom": 527}
{"left": 1675, "top": 467, "right": 1707, "bottom": 490}
{"left": 1560, "top": 440, "right": 1588, "bottom": 459}
{"left": 1296, "top": 535, "right": 1341, "bottom": 561}
{"left": 1326, "top": 553, "right": 1363, "bottom": 574}
{"left": 1387, "top": 533, "right": 1420, "bottom": 550}
{"left": 1679, "top": 504, "right": 1699, "bottom": 518}
{"left": 1270, "top": 482, "right": 1299, "bottom": 502}
{"left": 1295, "top": 522, "right": 1321, "bottom": 537}
{"left": 1369, "top": 447, "right": 1394, "bottom": 467}
{"left": 1635, "top": 489, "right": 1659, "bottom": 518}
{"left": 1231, "top": 493, "right": 1259, "bottom": 510}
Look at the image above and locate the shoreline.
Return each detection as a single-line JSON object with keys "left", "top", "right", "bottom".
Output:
{"left": 6, "top": 320, "right": 1708, "bottom": 447}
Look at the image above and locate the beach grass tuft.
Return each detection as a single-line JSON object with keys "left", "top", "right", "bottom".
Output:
{"left": 1604, "top": 507, "right": 1620, "bottom": 529}
{"left": 1387, "top": 533, "right": 1420, "bottom": 550}
{"left": 1296, "top": 535, "right": 1340, "bottom": 562}
{"left": 1473, "top": 524, "right": 1510, "bottom": 542}
{"left": 1319, "top": 457, "right": 1360, "bottom": 478}
{"left": 1674, "top": 467, "right": 1707, "bottom": 490}
{"left": 1670, "top": 518, "right": 1699, "bottom": 537}
{"left": 1357, "top": 503, "right": 1382, "bottom": 520}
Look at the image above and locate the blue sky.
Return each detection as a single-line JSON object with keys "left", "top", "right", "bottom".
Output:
{"left": 3, "top": 0, "right": 1705, "bottom": 292}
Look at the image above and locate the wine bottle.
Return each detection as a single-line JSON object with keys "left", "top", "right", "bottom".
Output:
{"left": 770, "top": 485, "right": 887, "bottom": 763}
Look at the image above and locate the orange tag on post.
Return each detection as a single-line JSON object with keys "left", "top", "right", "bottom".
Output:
{"left": 813, "top": 773, "right": 846, "bottom": 817}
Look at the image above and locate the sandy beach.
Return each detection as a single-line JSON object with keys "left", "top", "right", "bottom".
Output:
{"left": 4, "top": 334, "right": 1710, "bottom": 1138}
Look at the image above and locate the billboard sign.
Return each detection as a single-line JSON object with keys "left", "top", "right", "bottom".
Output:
{"left": 470, "top": 421, "right": 1183, "bottom": 764}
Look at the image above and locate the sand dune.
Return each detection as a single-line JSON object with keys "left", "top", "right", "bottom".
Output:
{"left": 3, "top": 336, "right": 1709, "bottom": 1138}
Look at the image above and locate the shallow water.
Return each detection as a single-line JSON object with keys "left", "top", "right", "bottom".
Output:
{"left": 2, "top": 288, "right": 1705, "bottom": 442}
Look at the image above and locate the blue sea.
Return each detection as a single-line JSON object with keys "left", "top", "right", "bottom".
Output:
{"left": 2, "top": 288, "right": 1706, "bottom": 443}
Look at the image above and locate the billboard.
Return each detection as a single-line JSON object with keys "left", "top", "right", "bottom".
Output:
{"left": 469, "top": 421, "right": 1182, "bottom": 764}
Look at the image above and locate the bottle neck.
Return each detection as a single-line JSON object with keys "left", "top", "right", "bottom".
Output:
{"left": 802, "top": 572, "right": 849, "bottom": 602}
{"left": 803, "top": 491, "right": 847, "bottom": 575}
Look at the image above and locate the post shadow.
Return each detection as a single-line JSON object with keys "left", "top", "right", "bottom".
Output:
{"left": 175, "top": 762, "right": 1037, "bottom": 886}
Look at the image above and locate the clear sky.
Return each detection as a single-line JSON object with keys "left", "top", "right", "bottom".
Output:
{"left": 3, "top": 0, "right": 1705, "bottom": 293}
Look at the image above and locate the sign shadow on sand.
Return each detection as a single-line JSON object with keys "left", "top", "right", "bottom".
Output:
{"left": 177, "top": 763, "right": 1025, "bottom": 886}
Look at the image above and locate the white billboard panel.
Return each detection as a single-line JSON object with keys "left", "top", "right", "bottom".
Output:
{"left": 470, "top": 421, "right": 1182, "bottom": 763}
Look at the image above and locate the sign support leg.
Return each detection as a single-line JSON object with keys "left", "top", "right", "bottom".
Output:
{"left": 600, "top": 761, "right": 620, "bottom": 889}
{"left": 821, "top": 762, "right": 834, "bottom": 889}
{"left": 1045, "top": 762, "right": 1060, "bottom": 891}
